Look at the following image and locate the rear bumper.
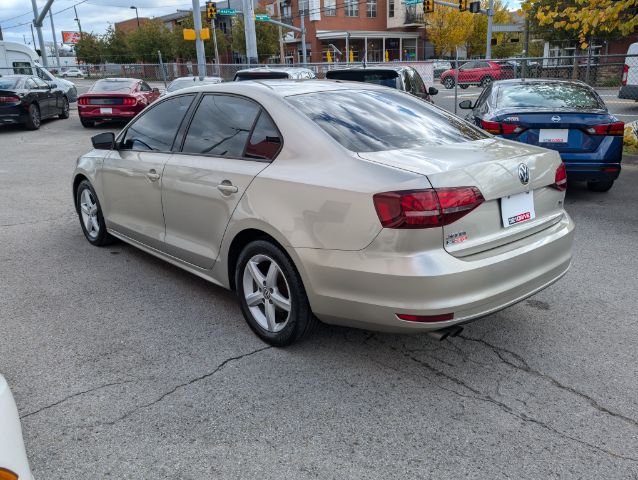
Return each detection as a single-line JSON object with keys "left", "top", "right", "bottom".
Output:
{"left": 296, "top": 213, "right": 574, "bottom": 333}
{"left": 0, "top": 106, "right": 27, "bottom": 125}
{"left": 619, "top": 85, "right": 638, "bottom": 100}
{"left": 78, "top": 106, "right": 139, "bottom": 120}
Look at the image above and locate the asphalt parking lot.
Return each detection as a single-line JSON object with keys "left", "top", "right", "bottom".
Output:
{"left": 1, "top": 104, "right": 638, "bottom": 479}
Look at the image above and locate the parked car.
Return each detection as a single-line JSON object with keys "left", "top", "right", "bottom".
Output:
{"left": 460, "top": 79, "right": 623, "bottom": 192}
{"left": 77, "top": 78, "right": 160, "bottom": 128}
{"left": 440, "top": 60, "right": 515, "bottom": 89}
{"left": 505, "top": 59, "right": 541, "bottom": 77}
{"left": 0, "top": 74, "right": 70, "bottom": 129}
{"left": 432, "top": 61, "right": 452, "bottom": 79}
{"left": 161, "top": 76, "right": 222, "bottom": 96}
{"left": 0, "top": 374, "right": 34, "bottom": 480}
{"left": 234, "top": 67, "right": 316, "bottom": 81}
{"left": 73, "top": 80, "right": 574, "bottom": 346}
{"left": 619, "top": 41, "right": 638, "bottom": 101}
{"left": 62, "top": 67, "right": 84, "bottom": 78}
{"left": 325, "top": 66, "right": 438, "bottom": 103}
{"left": 34, "top": 63, "right": 78, "bottom": 102}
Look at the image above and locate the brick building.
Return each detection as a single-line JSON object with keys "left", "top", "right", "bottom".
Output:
{"left": 114, "top": 17, "right": 151, "bottom": 33}
{"left": 263, "top": 0, "right": 427, "bottom": 63}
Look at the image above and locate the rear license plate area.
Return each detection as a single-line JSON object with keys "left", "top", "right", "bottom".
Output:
{"left": 100, "top": 107, "right": 113, "bottom": 114}
{"left": 539, "top": 129, "right": 569, "bottom": 143}
{"left": 501, "top": 191, "right": 535, "bottom": 228}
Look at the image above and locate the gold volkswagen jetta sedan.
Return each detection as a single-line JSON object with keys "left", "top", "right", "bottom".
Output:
{"left": 72, "top": 80, "right": 574, "bottom": 346}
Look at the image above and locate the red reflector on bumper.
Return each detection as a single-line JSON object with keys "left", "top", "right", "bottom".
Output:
{"left": 602, "top": 167, "right": 620, "bottom": 173}
{"left": 397, "top": 313, "right": 454, "bottom": 322}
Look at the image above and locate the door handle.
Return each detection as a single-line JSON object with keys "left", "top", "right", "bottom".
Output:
{"left": 146, "top": 169, "right": 160, "bottom": 182}
{"left": 217, "top": 182, "right": 238, "bottom": 195}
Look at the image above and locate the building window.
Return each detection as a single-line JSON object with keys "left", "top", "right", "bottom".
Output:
{"left": 299, "top": 0, "right": 309, "bottom": 15}
{"left": 389, "top": 0, "right": 394, "bottom": 17}
{"left": 345, "top": 0, "right": 359, "bottom": 16}
{"left": 366, "top": 0, "right": 376, "bottom": 17}
{"left": 324, "top": 0, "right": 336, "bottom": 16}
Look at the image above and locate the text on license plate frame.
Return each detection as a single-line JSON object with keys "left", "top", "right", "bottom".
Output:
{"left": 501, "top": 191, "right": 536, "bottom": 228}
{"left": 539, "top": 128, "right": 569, "bottom": 143}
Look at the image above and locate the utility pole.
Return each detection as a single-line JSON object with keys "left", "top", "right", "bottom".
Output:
{"left": 485, "top": 0, "right": 494, "bottom": 59}
{"left": 30, "top": 0, "right": 48, "bottom": 66}
{"left": 242, "top": 0, "right": 258, "bottom": 63}
{"left": 211, "top": 16, "right": 220, "bottom": 67}
{"left": 192, "top": 0, "right": 207, "bottom": 78}
{"left": 0, "top": 25, "right": 3, "bottom": 41}
{"left": 49, "top": 10, "right": 61, "bottom": 70}
{"left": 300, "top": 13, "right": 306, "bottom": 64}
{"left": 276, "top": 0, "right": 285, "bottom": 63}
{"left": 522, "top": 13, "right": 529, "bottom": 79}
{"left": 74, "top": 5, "right": 83, "bottom": 35}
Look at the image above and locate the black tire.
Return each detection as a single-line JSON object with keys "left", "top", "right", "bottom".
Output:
{"left": 80, "top": 118, "right": 95, "bottom": 128}
{"left": 75, "top": 179, "right": 115, "bottom": 246}
{"left": 235, "top": 240, "right": 318, "bottom": 347}
{"left": 460, "top": 84, "right": 470, "bottom": 89}
{"left": 443, "top": 77, "right": 455, "bottom": 89}
{"left": 59, "top": 97, "right": 70, "bottom": 119}
{"left": 587, "top": 180, "right": 614, "bottom": 192}
{"left": 24, "top": 103, "right": 41, "bottom": 130}
{"left": 480, "top": 76, "right": 493, "bottom": 87}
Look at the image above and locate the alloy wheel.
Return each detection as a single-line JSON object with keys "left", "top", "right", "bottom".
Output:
{"left": 79, "top": 188, "right": 100, "bottom": 239}
{"left": 31, "top": 106, "right": 40, "bottom": 128}
{"left": 242, "top": 254, "right": 292, "bottom": 333}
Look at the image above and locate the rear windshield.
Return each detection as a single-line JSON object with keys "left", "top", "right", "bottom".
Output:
{"left": 0, "top": 77, "right": 21, "bottom": 89}
{"left": 90, "top": 80, "right": 136, "bottom": 93}
{"left": 235, "top": 72, "right": 288, "bottom": 81}
{"left": 326, "top": 70, "right": 398, "bottom": 88}
{"left": 497, "top": 83, "right": 605, "bottom": 110}
{"left": 286, "top": 89, "right": 487, "bottom": 152}
{"left": 167, "top": 78, "right": 220, "bottom": 92}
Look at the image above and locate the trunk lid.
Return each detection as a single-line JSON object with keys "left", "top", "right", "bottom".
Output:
{"left": 359, "top": 138, "right": 565, "bottom": 256}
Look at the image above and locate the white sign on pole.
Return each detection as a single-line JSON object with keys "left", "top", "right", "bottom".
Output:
{"left": 309, "top": 0, "right": 321, "bottom": 21}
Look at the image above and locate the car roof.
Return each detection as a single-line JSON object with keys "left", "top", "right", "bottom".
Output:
{"left": 95, "top": 77, "right": 139, "bottom": 82}
{"left": 172, "top": 76, "right": 222, "bottom": 81}
{"left": 327, "top": 65, "right": 408, "bottom": 73}
{"left": 235, "top": 67, "right": 314, "bottom": 74}
{"left": 493, "top": 78, "right": 591, "bottom": 87}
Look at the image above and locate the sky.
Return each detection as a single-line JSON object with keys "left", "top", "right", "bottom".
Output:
{"left": 0, "top": 0, "right": 522, "bottom": 48}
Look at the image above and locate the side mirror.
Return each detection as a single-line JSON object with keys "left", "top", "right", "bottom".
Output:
{"left": 459, "top": 100, "right": 474, "bottom": 110}
{"left": 92, "top": 132, "right": 115, "bottom": 150}
{"left": 49, "top": 82, "right": 57, "bottom": 88}
{"left": 152, "top": 87, "right": 160, "bottom": 93}
{"left": 428, "top": 86, "right": 438, "bottom": 96}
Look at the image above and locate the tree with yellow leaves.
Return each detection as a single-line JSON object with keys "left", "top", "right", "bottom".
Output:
{"left": 426, "top": 6, "right": 475, "bottom": 57}
{"left": 522, "top": 0, "right": 638, "bottom": 48}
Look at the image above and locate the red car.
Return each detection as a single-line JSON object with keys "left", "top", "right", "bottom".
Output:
{"left": 78, "top": 78, "right": 160, "bottom": 128}
{"left": 440, "top": 60, "right": 515, "bottom": 89}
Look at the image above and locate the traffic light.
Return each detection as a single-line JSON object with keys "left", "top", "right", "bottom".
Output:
{"left": 423, "top": 0, "right": 434, "bottom": 13}
{"left": 459, "top": 0, "right": 468, "bottom": 12}
{"left": 206, "top": 2, "right": 216, "bottom": 19}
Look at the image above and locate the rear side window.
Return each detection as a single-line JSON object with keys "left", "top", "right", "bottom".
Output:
{"left": 120, "top": 95, "right": 194, "bottom": 151}
{"left": 245, "top": 111, "right": 282, "bottom": 160}
{"left": 496, "top": 83, "right": 605, "bottom": 110}
{"left": 182, "top": 94, "right": 260, "bottom": 157}
{"left": 287, "top": 89, "right": 487, "bottom": 152}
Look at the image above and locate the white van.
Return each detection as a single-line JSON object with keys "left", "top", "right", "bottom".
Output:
{"left": 620, "top": 42, "right": 638, "bottom": 101}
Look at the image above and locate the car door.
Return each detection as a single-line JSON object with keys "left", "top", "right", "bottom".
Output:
{"left": 98, "top": 94, "right": 196, "bottom": 250}
{"left": 457, "top": 61, "right": 475, "bottom": 83}
{"left": 161, "top": 94, "right": 279, "bottom": 269}
{"left": 25, "top": 77, "right": 51, "bottom": 117}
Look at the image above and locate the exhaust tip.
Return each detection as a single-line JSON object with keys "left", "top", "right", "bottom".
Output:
{"left": 426, "top": 325, "right": 463, "bottom": 341}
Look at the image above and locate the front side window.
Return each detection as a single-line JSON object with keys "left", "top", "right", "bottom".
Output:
{"left": 33, "top": 77, "right": 49, "bottom": 89}
{"left": 324, "top": 0, "right": 336, "bottom": 15}
{"left": 286, "top": 89, "right": 487, "bottom": 152}
{"left": 182, "top": 95, "right": 260, "bottom": 157}
{"left": 120, "top": 95, "right": 194, "bottom": 151}
{"left": 366, "top": 0, "right": 377, "bottom": 17}
{"left": 25, "top": 78, "right": 38, "bottom": 89}
{"left": 345, "top": 0, "right": 359, "bottom": 16}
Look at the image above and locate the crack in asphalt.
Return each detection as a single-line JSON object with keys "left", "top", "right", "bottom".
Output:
{"left": 374, "top": 338, "right": 638, "bottom": 463}
{"left": 458, "top": 335, "right": 638, "bottom": 429}
{"left": 20, "top": 380, "right": 138, "bottom": 420}
{"left": 81, "top": 346, "right": 272, "bottom": 428}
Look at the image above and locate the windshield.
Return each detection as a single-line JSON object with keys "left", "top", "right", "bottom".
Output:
{"left": 0, "top": 77, "right": 21, "bottom": 89}
{"left": 497, "top": 83, "right": 605, "bottom": 110}
{"left": 286, "top": 89, "right": 487, "bottom": 152}
{"left": 326, "top": 70, "right": 398, "bottom": 88}
{"left": 90, "top": 80, "right": 136, "bottom": 93}
{"left": 167, "top": 78, "right": 220, "bottom": 92}
{"left": 235, "top": 72, "right": 288, "bottom": 81}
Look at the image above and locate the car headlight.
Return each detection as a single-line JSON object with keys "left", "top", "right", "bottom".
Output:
{"left": 0, "top": 467, "right": 18, "bottom": 480}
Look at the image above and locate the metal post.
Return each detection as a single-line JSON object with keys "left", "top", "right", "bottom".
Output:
{"left": 301, "top": 13, "right": 307, "bottom": 65}
{"left": 73, "top": 5, "right": 83, "bottom": 35}
{"left": 211, "top": 17, "right": 220, "bottom": 72}
{"left": 522, "top": 14, "right": 529, "bottom": 79}
{"left": 30, "top": 0, "right": 48, "bottom": 66}
{"left": 158, "top": 50, "right": 168, "bottom": 87}
{"left": 454, "top": 48, "right": 459, "bottom": 115}
{"left": 242, "top": 0, "right": 258, "bottom": 63}
{"left": 0, "top": 26, "right": 4, "bottom": 41}
{"left": 191, "top": 0, "right": 207, "bottom": 78}
{"left": 30, "top": 24, "right": 36, "bottom": 50}
{"left": 345, "top": 33, "right": 350, "bottom": 64}
{"left": 276, "top": 0, "right": 285, "bottom": 64}
{"left": 585, "top": 36, "right": 593, "bottom": 84}
{"left": 485, "top": 0, "right": 493, "bottom": 59}
{"left": 49, "top": 10, "right": 61, "bottom": 70}
{"left": 364, "top": 36, "right": 368, "bottom": 63}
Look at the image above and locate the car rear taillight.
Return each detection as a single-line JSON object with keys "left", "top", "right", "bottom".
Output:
{"left": 0, "top": 95, "right": 20, "bottom": 103}
{"left": 373, "top": 187, "right": 485, "bottom": 229}
{"left": 397, "top": 313, "right": 454, "bottom": 322}
{"left": 622, "top": 64, "right": 629, "bottom": 86}
{"left": 584, "top": 121, "right": 624, "bottom": 136}
{"left": 78, "top": 97, "right": 89, "bottom": 105}
{"left": 480, "top": 120, "right": 525, "bottom": 135}
{"left": 122, "top": 97, "right": 137, "bottom": 106}
{"left": 553, "top": 163, "right": 567, "bottom": 191}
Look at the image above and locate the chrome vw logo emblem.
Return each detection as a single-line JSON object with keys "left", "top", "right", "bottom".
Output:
{"left": 518, "top": 163, "right": 530, "bottom": 185}
{"left": 551, "top": 115, "right": 561, "bottom": 123}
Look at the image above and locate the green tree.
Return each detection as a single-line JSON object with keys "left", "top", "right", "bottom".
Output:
{"left": 231, "top": 11, "right": 279, "bottom": 61}
{"left": 127, "top": 19, "right": 175, "bottom": 62}
{"left": 172, "top": 14, "right": 230, "bottom": 62}
{"left": 75, "top": 33, "right": 105, "bottom": 64}
{"left": 103, "top": 25, "right": 134, "bottom": 63}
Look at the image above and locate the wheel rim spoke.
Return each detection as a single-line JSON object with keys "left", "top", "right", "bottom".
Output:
{"left": 247, "top": 260, "right": 265, "bottom": 285}
{"left": 245, "top": 291, "right": 262, "bottom": 307}
{"left": 271, "top": 291, "right": 291, "bottom": 312}
{"left": 265, "top": 262, "right": 278, "bottom": 288}
{"left": 264, "top": 301, "right": 277, "bottom": 331}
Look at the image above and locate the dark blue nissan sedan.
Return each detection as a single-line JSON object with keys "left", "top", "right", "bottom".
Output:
{"left": 460, "top": 79, "right": 623, "bottom": 192}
